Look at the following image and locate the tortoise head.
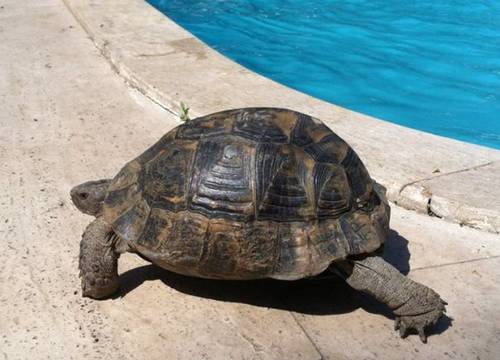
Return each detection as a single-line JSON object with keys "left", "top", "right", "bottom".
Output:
{"left": 70, "top": 179, "right": 111, "bottom": 216}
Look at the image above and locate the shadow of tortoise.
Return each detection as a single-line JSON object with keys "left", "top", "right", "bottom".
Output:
{"left": 116, "top": 229, "right": 451, "bottom": 335}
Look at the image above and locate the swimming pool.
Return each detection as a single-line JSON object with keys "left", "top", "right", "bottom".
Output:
{"left": 148, "top": 0, "right": 500, "bottom": 149}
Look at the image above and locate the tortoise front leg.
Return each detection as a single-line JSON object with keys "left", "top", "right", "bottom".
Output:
{"left": 331, "top": 255, "right": 446, "bottom": 343}
{"left": 79, "top": 218, "right": 120, "bottom": 299}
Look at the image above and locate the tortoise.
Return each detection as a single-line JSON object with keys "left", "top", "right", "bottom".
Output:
{"left": 71, "top": 108, "right": 445, "bottom": 342}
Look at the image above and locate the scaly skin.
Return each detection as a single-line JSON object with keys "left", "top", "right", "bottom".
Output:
{"left": 332, "top": 255, "right": 446, "bottom": 343}
{"left": 79, "top": 218, "right": 120, "bottom": 299}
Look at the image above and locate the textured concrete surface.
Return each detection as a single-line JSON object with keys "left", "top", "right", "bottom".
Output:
{"left": 2, "top": 1, "right": 500, "bottom": 359}
{"left": 422, "top": 162, "right": 500, "bottom": 233}
{"left": 63, "top": 0, "right": 500, "bottom": 234}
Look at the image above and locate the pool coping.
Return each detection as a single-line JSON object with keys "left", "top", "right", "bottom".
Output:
{"left": 63, "top": 0, "right": 500, "bottom": 234}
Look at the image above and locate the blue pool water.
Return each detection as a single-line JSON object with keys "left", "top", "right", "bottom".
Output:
{"left": 148, "top": 0, "right": 500, "bottom": 149}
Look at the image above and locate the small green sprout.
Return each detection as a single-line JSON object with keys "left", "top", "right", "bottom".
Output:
{"left": 179, "top": 102, "right": 191, "bottom": 122}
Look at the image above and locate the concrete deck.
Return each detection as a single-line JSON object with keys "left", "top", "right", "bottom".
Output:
{"left": 63, "top": 0, "right": 500, "bottom": 234}
{"left": 1, "top": 1, "right": 499, "bottom": 359}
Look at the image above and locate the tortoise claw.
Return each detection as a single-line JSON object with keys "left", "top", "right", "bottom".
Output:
{"left": 394, "top": 303, "right": 445, "bottom": 342}
{"left": 394, "top": 317, "right": 401, "bottom": 331}
{"left": 418, "top": 327, "right": 427, "bottom": 343}
{"left": 399, "top": 322, "right": 408, "bottom": 338}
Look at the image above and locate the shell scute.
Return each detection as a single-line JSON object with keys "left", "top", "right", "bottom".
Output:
{"left": 142, "top": 140, "right": 197, "bottom": 212}
{"left": 176, "top": 111, "right": 235, "bottom": 140}
{"left": 188, "top": 137, "right": 255, "bottom": 221}
{"left": 314, "top": 163, "right": 352, "bottom": 218}
{"left": 255, "top": 143, "right": 316, "bottom": 221}
{"left": 233, "top": 109, "right": 290, "bottom": 143}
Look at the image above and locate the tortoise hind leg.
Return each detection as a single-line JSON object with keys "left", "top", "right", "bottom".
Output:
{"left": 79, "top": 218, "right": 121, "bottom": 299}
{"left": 330, "top": 255, "right": 446, "bottom": 343}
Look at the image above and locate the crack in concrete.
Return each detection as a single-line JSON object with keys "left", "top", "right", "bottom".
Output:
{"left": 289, "top": 312, "right": 325, "bottom": 360}
{"left": 136, "top": 52, "right": 176, "bottom": 58}
{"left": 411, "top": 254, "right": 500, "bottom": 272}
{"left": 395, "top": 160, "right": 500, "bottom": 233}
{"left": 239, "top": 333, "right": 264, "bottom": 357}
{"left": 398, "top": 161, "right": 495, "bottom": 195}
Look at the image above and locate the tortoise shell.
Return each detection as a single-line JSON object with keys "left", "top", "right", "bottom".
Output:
{"left": 102, "top": 108, "right": 390, "bottom": 280}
